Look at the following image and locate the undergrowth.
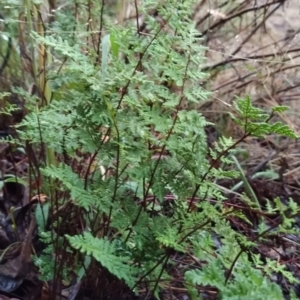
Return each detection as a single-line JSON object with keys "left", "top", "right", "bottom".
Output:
{"left": 2, "top": 0, "right": 299, "bottom": 299}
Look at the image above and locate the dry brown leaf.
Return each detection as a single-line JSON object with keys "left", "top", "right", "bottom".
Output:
{"left": 31, "top": 194, "right": 48, "bottom": 203}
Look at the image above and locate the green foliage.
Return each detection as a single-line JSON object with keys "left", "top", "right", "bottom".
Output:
{"left": 264, "top": 258, "right": 299, "bottom": 285}
{"left": 66, "top": 232, "right": 138, "bottom": 287}
{"left": 231, "top": 95, "right": 298, "bottom": 138}
{"left": 31, "top": 231, "right": 56, "bottom": 281}
{"left": 185, "top": 259, "right": 284, "bottom": 300}
{"left": 11, "top": 0, "right": 299, "bottom": 298}
{"left": 35, "top": 202, "right": 50, "bottom": 232}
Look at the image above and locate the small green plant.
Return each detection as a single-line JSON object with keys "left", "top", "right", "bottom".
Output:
{"left": 9, "top": 0, "right": 299, "bottom": 299}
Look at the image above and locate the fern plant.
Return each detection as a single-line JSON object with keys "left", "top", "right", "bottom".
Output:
{"left": 10, "top": 0, "right": 299, "bottom": 299}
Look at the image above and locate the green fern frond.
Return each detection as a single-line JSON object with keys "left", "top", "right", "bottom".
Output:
{"left": 67, "top": 232, "right": 137, "bottom": 287}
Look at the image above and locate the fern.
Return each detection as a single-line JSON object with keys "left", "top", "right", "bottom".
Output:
{"left": 185, "top": 259, "right": 284, "bottom": 300}
{"left": 66, "top": 232, "right": 138, "bottom": 287}
{"left": 10, "top": 0, "right": 299, "bottom": 298}
{"left": 231, "top": 95, "right": 298, "bottom": 138}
